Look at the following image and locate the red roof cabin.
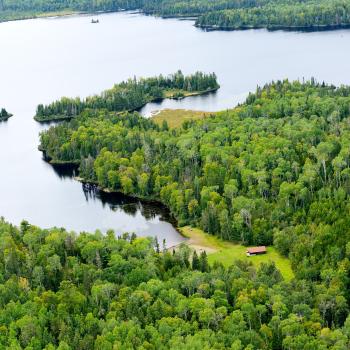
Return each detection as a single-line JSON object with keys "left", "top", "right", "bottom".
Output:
{"left": 246, "top": 246, "right": 267, "bottom": 256}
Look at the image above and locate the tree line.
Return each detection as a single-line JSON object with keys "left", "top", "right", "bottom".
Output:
{"left": 0, "top": 0, "right": 277, "bottom": 22}
{"left": 35, "top": 71, "right": 219, "bottom": 122}
{"left": 195, "top": 0, "right": 350, "bottom": 30}
{"left": 141, "top": 0, "right": 274, "bottom": 17}
{"left": 0, "top": 0, "right": 144, "bottom": 22}
{"left": 0, "top": 217, "right": 350, "bottom": 349}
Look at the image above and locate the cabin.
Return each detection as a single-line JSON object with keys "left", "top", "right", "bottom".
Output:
{"left": 246, "top": 246, "right": 267, "bottom": 256}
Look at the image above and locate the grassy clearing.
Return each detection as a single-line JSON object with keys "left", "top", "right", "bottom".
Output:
{"left": 152, "top": 109, "right": 211, "bottom": 128}
{"left": 179, "top": 226, "right": 294, "bottom": 281}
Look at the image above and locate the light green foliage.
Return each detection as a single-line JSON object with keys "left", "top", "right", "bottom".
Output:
{"left": 37, "top": 78, "right": 350, "bottom": 347}
{"left": 0, "top": 218, "right": 349, "bottom": 349}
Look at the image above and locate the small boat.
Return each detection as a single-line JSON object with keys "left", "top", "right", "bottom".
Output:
{"left": 91, "top": 19, "right": 99, "bottom": 24}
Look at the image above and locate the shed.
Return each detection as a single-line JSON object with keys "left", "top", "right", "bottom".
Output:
{"left": 246, "top": 246, "right": 267, "bottom": 256}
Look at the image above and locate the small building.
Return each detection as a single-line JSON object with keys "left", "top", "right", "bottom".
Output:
{"left": 246, "top": 246, "right": 267, "bottom": 256}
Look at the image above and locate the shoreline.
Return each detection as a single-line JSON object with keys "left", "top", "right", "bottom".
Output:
{"left": 0, "top": 9, "right": 128, "bottom": 25}
{"left": 74, "top": 175, "right": 180, "bottom": 229}
{"left": 34, "top": 86, "right": 219, "bottom": 122}
{"left": 196, "top": 23, "right": 350, "bottom": 33}
{"left": 2, "top": 8, "right": 349, "bottom": 35}
{"left": 0, "top": 10, "right": 82, "bottom": 24}
{"left": 74, "top": 175, "right": 176, "bottom": 212}
{"left": 39, "top": 146, "right": 294, "bottom": 280}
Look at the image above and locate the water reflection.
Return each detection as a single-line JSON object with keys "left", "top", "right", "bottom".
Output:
{"left": 50, "top": 163, "right": 78, "bottom": 179}
{"left": 47, "top": 161, "right": 177, "bottom": 226}
{"left": 80, "top": 183, "right": 176, "bottom": 225}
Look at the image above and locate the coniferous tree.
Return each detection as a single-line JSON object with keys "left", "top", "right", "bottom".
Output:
{"left": 199, "top": 251, "right": 209, "bottom": 272}
{"left": 192, "top": 250, "right": 200, "bottom": 270}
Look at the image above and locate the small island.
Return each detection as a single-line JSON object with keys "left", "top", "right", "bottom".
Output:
{"left": 0, "top": 108, "right": 12, "bottom": 121}
{"left": 34, "top": 71, "right": 219, "bottom": 122}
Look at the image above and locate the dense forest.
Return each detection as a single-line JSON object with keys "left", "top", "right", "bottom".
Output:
{"left": 2, "top": 0, "right": 350, "bottom": 31}
{"left": 40, "top": 79, "right": 350, "bottom": 283}
{"left": 141, "top": 0, "right": 274, "bottom": 17}
{"left": 0, "top": 0, "right": 143, "bottom": 22}
{"left": 0, "top": 107, "right": 11, "bottom": 121}
{"left": 34, "top": 71, "right": 219, "bottom": 122}
{"left": 0, "top": 0, "right": 278, "bottom": 22}
{"left": 1, "top": 218, "right": 350, "bottom": 349}
{"left": 195, "top": 0, "right": 350, "bottom": 30}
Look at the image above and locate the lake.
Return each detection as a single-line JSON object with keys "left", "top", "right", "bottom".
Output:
{"left": 0, "top": 11, "right": 350, "bottom": 246}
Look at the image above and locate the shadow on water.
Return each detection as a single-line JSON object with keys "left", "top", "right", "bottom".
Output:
{"left": 82, "top": 183, "right": 177, "bottom": 225}
{"left": 50, "top": 163, "right": 78, "bottom": 179}
{"left": 51, "top": 161, "right": 178, "bottom": 227}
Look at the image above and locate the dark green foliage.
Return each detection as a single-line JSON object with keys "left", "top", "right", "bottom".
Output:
{"left": 142, "top": 0, "right": 273, "bottom": 17}
{"left": 199, "top": 251, "right": 209, "bottom": 272}
{"left": 0, "top": 107, "right": 11, "bottom": 120}
{"left": 0, "top": 218, "right": 350, "bottom": 349}
{"left": 34, "top": 71, "right": 219, "bottom": 121}
{"left": 196, "top": 0, "right": 350, "bottom": 30}
{"left": 0, "top": 0, "right": 277, "bottom": 22}
{"left": 0, "top": 0, "right": 145, "bottom": 22}
{"left": 192, "top": 250, "right": 200, "bottom": 270}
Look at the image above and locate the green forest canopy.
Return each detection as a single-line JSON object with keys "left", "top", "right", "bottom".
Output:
{"left": 195, "top": 0, "right": 350, "bottom": 30}
{"left": 34, "top": 71, "right": 219, "bottom": 122}
{"left": 1, "top": 218, "right": 350, "bottom": 349}
{"left": 40, "top": 78, "right": 350, "bottom": 286}
{"left": 1, "top": 0, "right": 350, "bottom": 31}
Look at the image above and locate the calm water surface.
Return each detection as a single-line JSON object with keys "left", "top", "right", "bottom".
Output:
{"left": 0, "top": 12, "right": 349, "bottom": 245}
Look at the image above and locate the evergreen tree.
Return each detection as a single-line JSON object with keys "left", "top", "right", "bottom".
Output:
{"left": 192, "top": 250, "right": 200, "bottom": 270}
{"left": 199, "top": 251, "right": 209, "bottom": 272}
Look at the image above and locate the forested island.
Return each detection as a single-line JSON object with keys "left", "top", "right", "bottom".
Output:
{"left": 2, "top": 0, "right": 350, "bottom": 32}
{"left": 34, "top": 71, "right": 219, "bottom": 122}
{"left": 0, "top": 107, "right": 12, "bottom": 121}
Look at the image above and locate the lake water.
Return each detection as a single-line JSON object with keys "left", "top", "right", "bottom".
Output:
{"left": 0, "top": 11, "right": 350, "bottom": 245}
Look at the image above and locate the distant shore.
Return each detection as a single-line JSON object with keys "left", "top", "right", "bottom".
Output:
{"left": 0, "top": 9, "right": 133, "bottom": 24}
{"left": 196, "top": 22, "right": 350, "bottom": 32}
{"left": 2, "top": 9, "right": 349, "bottom": 34}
